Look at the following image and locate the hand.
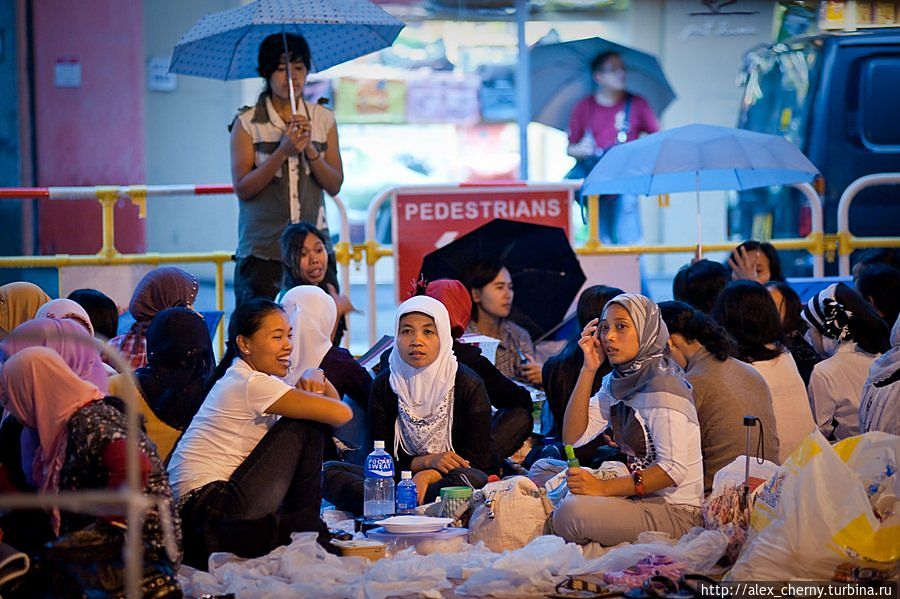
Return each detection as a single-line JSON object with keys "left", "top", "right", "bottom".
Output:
{"left": 298, "top": 368, "right": 326, "bottom": 394}
{"left": 520, "top": 362, "right": 543, "bottom": 386}
{"left": 578, "top": 317, "right": 606, "bottom": 372}
{"left": 425, "top": 451, "right": 470, "bottom": 474}
{"left": 566, "top": 467, "right": 609, "bottom": 496}
{"left": 571, "top": 135, "right": 596, "bottom": 159}
{"left": 412, "top": 469, "right": 443, "bottom": 505}
{"left": 326, "top": 283, "right": 358, "bottom": 317}
{"left": 728, "top": 246, "right": 761, "bottom": 282}
{"left": 277, "top": 116, "right": 311, "bottom": 157}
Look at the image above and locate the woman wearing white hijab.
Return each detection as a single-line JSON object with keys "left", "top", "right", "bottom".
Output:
{"left": 860, "top": 314, "right": 900, "bottom": 435}
{"left": 555, "top": 293, "right": 704, "bottom": 546}
{"left": 373, "top": 296, "right": 493, "bottom": 504}
{"left": 280, "top": 285, "right": 372, "bottom": 460}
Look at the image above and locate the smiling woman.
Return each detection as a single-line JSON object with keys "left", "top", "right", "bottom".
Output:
{"left": 166, "top": 298, "right": 351, "bottom": 568}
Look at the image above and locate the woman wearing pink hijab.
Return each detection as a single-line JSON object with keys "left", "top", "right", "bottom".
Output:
{"left": 0, "top": 347, "right": 180, "bottom": 563}
{"left": 35, "top": 298, "right": 95, "bottom": 336}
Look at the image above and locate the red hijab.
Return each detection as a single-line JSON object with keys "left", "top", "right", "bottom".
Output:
{"left": 424, "top": 279, "right": 472, "bottom": 339}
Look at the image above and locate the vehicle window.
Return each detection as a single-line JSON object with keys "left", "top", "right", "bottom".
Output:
{"left": 860, "top": 56, "right": 900, "bottom": 148}
{"left": 738, "top": 42, "right": 822, "bottom": 149}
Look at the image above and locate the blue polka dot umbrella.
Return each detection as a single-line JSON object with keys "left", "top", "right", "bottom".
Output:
{"left": 169, "top": 0, "right": 405, "bottom": 79}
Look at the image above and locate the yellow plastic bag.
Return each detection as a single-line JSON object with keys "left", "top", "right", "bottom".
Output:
{"left": 728, "top": 431, "right": 900, "bottom": 581}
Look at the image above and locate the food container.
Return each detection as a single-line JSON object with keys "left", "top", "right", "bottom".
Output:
{"left": 330, "top": 539, "right": 386, "bottom": 561}
{"left": 366, "top": 526, "right": 469, "bottom": 556}
{"left": 439, "top": 486, "right": 472, "bottom": 519}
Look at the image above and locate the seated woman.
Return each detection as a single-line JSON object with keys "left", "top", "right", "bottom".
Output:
{"left": 0, "top": 347, "right": 180, "bottom": 567}
{"left": 35, "top": 298, "right": 95, "bottom": 336}
{"left": 712, "top": 281, "right": 815, "bottom": 462}
{"left": 0, "top": 282, "right": 51, "bottom": 341}
{"left": 109, "top": 307, "right": 215, "bottom": 462}
{"left": 167, "top": 298, "right": 351, "bottom": 568}
{"left": 553, "top": 294, "right": 703, "bottom": 546}
{"left": 281, "top": 222, "right": 354, "bottom": 345}
{"left": 660, "top": 301, "right": 780, "bottom": 494}
{"left": 68, "top": 288, "right": 120, "bottom": 342}
{"left": 465, "top": 259, "right": 542, "bottom": 387}
{"left": 325, "top": 296, "right": 494, "bottom": 513}
{"left": 765, "top": 281, "right": 821, "bottom": 385}
{"left": 280, "top": 285, "right": 372, "bottom": 460}
{"left": 109, "top": 267, "right": 199, "bottom": 370}
{"left": 860, "top": 314, "right": 900, "bottom": 435}
{"left": 801, "top": 283, "right": 889, "bottom": 440}
{"left": 726, "top": 240, "right": 784, "bottom": 284}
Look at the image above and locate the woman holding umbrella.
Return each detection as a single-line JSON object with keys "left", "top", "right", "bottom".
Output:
{"left": 230, "top": 33, "right": 344, "bottom": 305}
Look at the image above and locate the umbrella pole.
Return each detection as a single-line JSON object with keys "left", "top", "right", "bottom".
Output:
{"left": 281, "top": 31, "right": 298, "bottom": 116}
{"left": 695, "top": 172, "right": 703, "bottom": 260}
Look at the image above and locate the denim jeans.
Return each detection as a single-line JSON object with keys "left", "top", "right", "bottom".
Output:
{"left": 179, "top": 417, "right": 328, "bottom": 568}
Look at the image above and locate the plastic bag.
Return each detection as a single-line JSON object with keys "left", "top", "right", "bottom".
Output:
{"left": 728, "top": 431, "right": 900, "bottom": 581}
{"left": 544, "top": 461, "right": 631, "bottom": 507}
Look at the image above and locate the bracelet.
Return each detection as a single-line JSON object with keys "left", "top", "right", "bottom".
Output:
{"left": 307, "top": 151, "right": 321, "bottom": 162}
{"left": 631, "top": 468, "right": 645, "bottom": 497}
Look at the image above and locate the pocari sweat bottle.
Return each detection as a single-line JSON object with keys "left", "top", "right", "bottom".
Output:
{"left": 396, "top": 471, "right": 417, "bottom": 515}
{"left": 363, "top": 440, "right": 395, "bottom": 520}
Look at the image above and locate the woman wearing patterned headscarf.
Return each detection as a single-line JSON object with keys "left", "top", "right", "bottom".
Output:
{"left": 554, "top": 294, "right": 703, "bottom": 546}
{"left": 109, "top": 267, "right": 199, "bottom": 370}
{"left": 0, "top": 282, "right": 51, "bottom": 340}
{"left": 802, "top": 282, "right": 889, "bottom": 440}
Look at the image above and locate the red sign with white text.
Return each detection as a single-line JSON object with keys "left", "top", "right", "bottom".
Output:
{"left": 392, "top": 185, "right": 572, "bottom": 302}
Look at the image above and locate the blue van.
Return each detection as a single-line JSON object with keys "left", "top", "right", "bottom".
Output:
{"left": 730, "top": 28, "right": 900, "bottom": 274}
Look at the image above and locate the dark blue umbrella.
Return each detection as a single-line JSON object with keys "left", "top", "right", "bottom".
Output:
{"left": 582, "top": 124, "right": 819, "bottom": 255}
{"left": 530, "top": 36, "right": 676, "bottom": 131}
{"left": 169, "top": 0, "right": 405, "bottom": 79}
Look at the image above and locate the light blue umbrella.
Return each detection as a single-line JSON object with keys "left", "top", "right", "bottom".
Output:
{"left": 582, "top": 123, "right": 819, "bottom": 254}
{"left": 169, "top": 0, "right": 404, "bottom": 79}
{"left": 530, "top": 37, "right": 676, "bottom": 131}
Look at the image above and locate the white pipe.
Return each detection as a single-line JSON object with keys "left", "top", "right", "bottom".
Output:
{"left": 836, "top": 173, "right": 900, "bottom": 276}
{"left": 365, "top": 187, "right": 395, "bottom": 346}
{"left": 791, "top": 182, "right": 825, "bottom": 277}
{"left": 327, "top": 193, "right": 352, "bottom": 348}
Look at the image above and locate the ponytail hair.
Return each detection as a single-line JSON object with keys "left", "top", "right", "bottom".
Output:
{"left": 211, "top": 298, "right": 284, "bottom": 384}
{"left": 660, "top": 300, "right": 736, "bottom": 362}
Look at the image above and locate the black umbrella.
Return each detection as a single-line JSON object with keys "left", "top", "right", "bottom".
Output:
{"left": 420, "top": 219, "right": 586, "bottom": 340}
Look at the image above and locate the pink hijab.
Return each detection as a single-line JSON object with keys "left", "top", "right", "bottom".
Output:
{"left": 36, "top": 298, "right": 94, "bottom": 336}
{"left": 0, "top": 347, "right": 103, "bottom": 533}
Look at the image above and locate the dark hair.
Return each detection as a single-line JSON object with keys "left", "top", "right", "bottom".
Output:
{"left": 765, "top": 281, "right": 806, "bottom": 335}
{"left": 853, "top": 248, "right": 900, "bottom": 274}
{"left": 577, "top": 285, "right": 624, "bottom": 329}
{"left": 659, "top": 301, "right": 735, "bottom": 362}
{"left": 258, "top": 33, "right": 311, "bottom": 79}
{"left": 211, "top": 298, "right": 284, "bottom": 384}
{"left": 726, "top": 240, "right": 785, "bottom": 283}
{"left": 856, "top": 263, "right": 900, "bottom": 327}
{"left": 712, "top": 280, "right": 785, "bottom": 363}
{"left": 682, "top": 259, "right": 729, "bottom": 314}
{"left": 464, "top": 259, "right": 505, "bottom": 323}
{"left": 672, "top": 265, "right": 689, "bottom": 303}
{"left": 280, "top": 222, "right": 329, "bottom": 289}
{"left": 67, "top": 288, "right": 119, "bottom": 340}
{"left": 590, "top": 51, "right": 620, "bottom": 74}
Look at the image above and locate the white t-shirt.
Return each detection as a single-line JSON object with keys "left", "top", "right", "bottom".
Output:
{"left": 575, "top": 389, "right": 704, "bottom": 507}
{"left": 808, "top": 342, "right": 878, "bottom": 441}
{"left": 167, "top": 358, "right": 293, "bottom": 498}
{"left": 748, "top": 351, "right": 815, "bottom": 462}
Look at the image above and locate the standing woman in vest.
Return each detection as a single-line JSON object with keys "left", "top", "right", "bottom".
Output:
{"left": 230, "top": 33, "right": 344, "bottom": 305}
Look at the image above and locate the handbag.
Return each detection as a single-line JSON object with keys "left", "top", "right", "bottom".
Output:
{"left": 468, "top": 475, "right": 553, "bottom": 553}
{"left": 22, "top": 521, "right": 182, "bottom": 599}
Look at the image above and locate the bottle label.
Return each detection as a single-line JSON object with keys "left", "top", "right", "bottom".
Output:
{"left": 366, "top": 455, "right": 394, "bottom": 478}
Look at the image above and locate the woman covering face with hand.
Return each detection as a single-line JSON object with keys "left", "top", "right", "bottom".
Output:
{"left": 554, "top": 294, "right": 704, "bottom": 546}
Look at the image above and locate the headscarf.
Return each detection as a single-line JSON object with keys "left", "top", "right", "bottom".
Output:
{"left": 135, "top": 307, "right": 214, "bottom": 431}
{"left": 0, "top": 282, "right": 51, "bottom": 339}
{"left": 0, "top": 318, "right": 109, "bottom": 393}
{"left": 601, "top": 293, "right": 694, "bottom": 405}
{"left": 424, "top": 279, "right": 472, "bottom": 339}
{"left": 0, "top": 346, "right": 104, "bottom": 534}
{"left": 36, "top": 298, "right": 94, "bottom": 336}
{"left": 802, "top": 282, "right": 889, "bottom": 357}
{"left": 388, "top": 296, "right": 459, "bottom": 458}
{"left": 126, "top": 267, "right": 199, "bottom": 339}
{"left": 600, "top": 294, "right": 696, "bottom": 462}
{"left": 866, "top": 314, "right": 900, "bottom": 386}
{"left": 279, "top": 286, "right": 337, "bottom": 386}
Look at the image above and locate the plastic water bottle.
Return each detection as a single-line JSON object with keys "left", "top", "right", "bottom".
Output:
{"left": 564, "top": 444, "right": 580, "bottom": 468}
{"left": 396, "top": 471, "right": 417, "bottom": 515}
{"left": 363, "top": 441, "right": 395, "bottom": 520}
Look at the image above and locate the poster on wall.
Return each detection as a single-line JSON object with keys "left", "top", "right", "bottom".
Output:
{"left": 335, "top": 77, "right": 407, "bottom": 123}
{"left": 406, "top": 74, "right": 480, "bottom": 124}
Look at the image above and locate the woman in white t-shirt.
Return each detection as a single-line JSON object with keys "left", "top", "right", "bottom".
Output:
{"left": 712, "top": 280, "right": 815, "bottom": 462}
{"left": 554, "top": 294, "right": 704, "bottom": 546}
{"left": 167, "top": 298, "right": 352, "bottom": 569}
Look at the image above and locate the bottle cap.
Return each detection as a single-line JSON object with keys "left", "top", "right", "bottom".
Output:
{"left": 373, "top": 440, "right": 385, "bottom": 449}
{"left": 564, "top": 444, "right": 576, "bottom": 460}
{"left": 401, "top": 470, "right": 412, "bottom": 480}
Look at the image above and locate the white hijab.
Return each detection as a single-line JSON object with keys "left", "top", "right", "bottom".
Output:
{"left": 388, "top": 296, "right": 459, "bottom": 458}
{"left": 280, "top": 286, "right": 337, "bottom": 386}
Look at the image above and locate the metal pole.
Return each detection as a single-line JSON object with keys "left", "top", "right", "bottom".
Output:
{"left": 515, "top": 0, "right": 530, "bottom": 180}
